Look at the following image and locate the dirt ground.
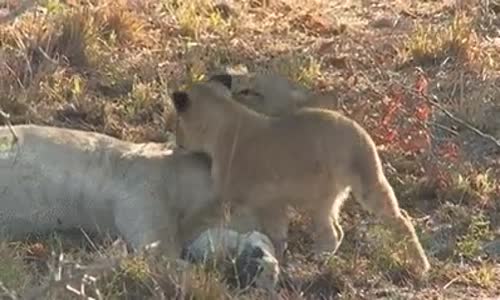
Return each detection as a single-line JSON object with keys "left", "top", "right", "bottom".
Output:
{"left": 0, "top": 0, "right": 499, "bottom": 299}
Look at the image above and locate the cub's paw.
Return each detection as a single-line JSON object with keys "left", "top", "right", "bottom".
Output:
{"left": 407, "top": 259, "right": 431, "bottom": 280}
{"left": 310, "top": 250, "right": 333, "bottom": 262}
{"left": 273, "top": 238, "right": 288, "bottom": 262}
{"left": 312, "top": 240, "right": 340, "bottom": 257}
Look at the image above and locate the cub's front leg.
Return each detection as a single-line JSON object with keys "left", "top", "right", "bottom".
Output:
{"left": 252, "top": 204, "right": 289, "bottom": 263}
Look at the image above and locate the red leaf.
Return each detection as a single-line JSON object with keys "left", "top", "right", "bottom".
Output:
{"left": 384, "top": 129, "right": 397, "bottom": 143}
{"left": 373, "top": 127, "right": 398, "bottom": 145}
{"left": 438, "top": 141, "right": 459, "bottom": 162}
{"left": 26, "top": 243, "right": 49, "bottom": 260}
{"left": 401, "top": 130, "right": 430, "bottom": 153}
{"left": 415, "top": 74, "right": 429, "bottom": 96}
{"left": 381, "top": 95, "right": 402, "bottom": 126}
{"left": 415, "top": 103, "right": 431, "bottom": 122}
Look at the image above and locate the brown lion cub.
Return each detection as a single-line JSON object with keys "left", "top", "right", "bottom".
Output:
{"left": 171, "top": 75, "right": 431, "bottom": 277}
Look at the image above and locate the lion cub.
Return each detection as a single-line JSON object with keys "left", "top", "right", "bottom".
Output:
{"left": 171, "top": 75, "right": 431, "bottom": 277}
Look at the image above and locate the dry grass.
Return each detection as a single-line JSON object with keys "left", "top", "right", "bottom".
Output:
{"left": 403, "top": 12, "right": 480, "bottom": 66}
{"left": 0, "top": 0, "right": 500, "bottom": 299}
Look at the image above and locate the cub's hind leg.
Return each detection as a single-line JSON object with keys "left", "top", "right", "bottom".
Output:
{"left": 351, "top": 175, "right": 431, "bottom": 277}
{"left": 309, "top": 188, "right": 349, "bottom": 258}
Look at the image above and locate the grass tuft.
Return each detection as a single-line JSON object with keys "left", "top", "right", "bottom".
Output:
{"left": 455, "top": 214, "right": 494, "bottom": 259}
{"left": 403, "top": 12, "right": 479, "bottom": 66}
{"left": 94, "top": 0, "right": 152, "bottom": 46}
{"left": 165, "top": 0, "right": 233, "bottom": 40}
{"left": 0, "top": 243, "right": 31, "bottom": 292}
{"left": 440, "top": 168, "right": 498, "bottom": 206}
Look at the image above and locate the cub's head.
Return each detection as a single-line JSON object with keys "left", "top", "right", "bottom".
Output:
{"left": 210, "top": 72, "right": 312, "bottom": 116}
{"left": 171, "top": 75, "right": 234, "bottom": 152}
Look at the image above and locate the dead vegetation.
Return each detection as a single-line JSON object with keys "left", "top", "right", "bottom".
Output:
{"left": 0, "top": 0, "right": 499, "bottom": 299}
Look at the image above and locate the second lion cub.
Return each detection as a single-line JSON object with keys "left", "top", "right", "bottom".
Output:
{"left": 171, "top": 75, "right": 431, "bottom": 277}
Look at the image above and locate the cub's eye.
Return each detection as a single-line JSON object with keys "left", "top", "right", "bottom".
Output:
{"left": 238, "top": 89, "right": 262, "bottom": 98}
{"left": 239, "top": 89, "right": 252, "bottom": 95}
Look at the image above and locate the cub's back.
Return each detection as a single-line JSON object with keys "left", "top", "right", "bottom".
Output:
{"left": 225, "top": 109, "right": 368, "bottom": 194}
{"left": 253, "top": 108, "right": 366, "bottom": 159}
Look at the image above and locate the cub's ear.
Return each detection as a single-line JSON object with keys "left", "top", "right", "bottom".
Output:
{"left": 209, "top": 74, "right": 232, "bottom": 90}
{"left": 172, "top": 91, "right": 190, "bottom": 113}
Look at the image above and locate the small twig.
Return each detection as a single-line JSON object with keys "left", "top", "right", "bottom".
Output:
{"left": 391, "top": 79, "right": 500, "bottom": 150}
{"left": 0, "top": 281, "right": 19, "bottom": 300}
{"left": 22, "top": 255, "right": 122, "bottom": 300}
{"left": 426, "top": 93, "right": 500, "bottom": 149}
{"left": 428, "top": 121, "right": 459, "bottom": 136}
{"left": 0, "top": 108, "right": 18, "bottom": 143}
{"left": 80, "top": 228, "right": 102, "bottom": 257}
{"left": 442, "top": 275, "right": 461, "bottom": 290}
{"left": 37, "top": 46, "right": 59, "bottom": 65}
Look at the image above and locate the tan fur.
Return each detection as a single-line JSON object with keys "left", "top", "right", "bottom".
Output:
{"left": 229, "top": 72, "right": 312, "bottom": 116}
{"left": 172, "top": 78, "right": 431, "bottom": 277}
{"left": 227, "top": 72, "right": 343, "bottom": 117}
